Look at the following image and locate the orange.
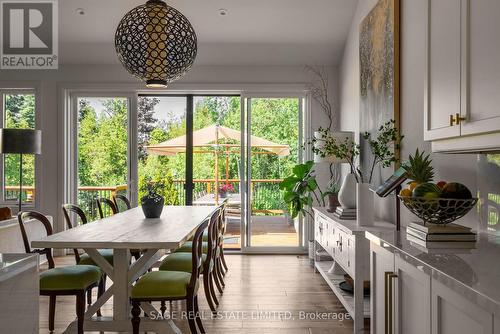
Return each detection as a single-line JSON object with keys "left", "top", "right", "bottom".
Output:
{"left": 399, "top": 188, "right": 412, "bottom": 197}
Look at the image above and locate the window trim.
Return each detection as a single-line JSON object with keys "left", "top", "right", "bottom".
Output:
{"left": 0, "top": 88, "right": 40, "bottom": 210}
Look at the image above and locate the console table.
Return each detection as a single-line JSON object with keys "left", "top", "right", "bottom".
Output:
{"left": 313, "top": 207, "right": 394, "bottom": 333}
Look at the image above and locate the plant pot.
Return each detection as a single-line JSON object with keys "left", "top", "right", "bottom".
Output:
{"left": 338, "top": 173, "right": 357, "bottom": 209}
{"left": 141, "top": 196, "right": 164, "bottom": 218}
{"left": 356, "top": 183, "right": 374, "bottom": 226}
{"left": 219, "top": 191, "right": 227, "bottom": 198}
{"left": 326, "top": 193, "right": 340, "bottom": 213}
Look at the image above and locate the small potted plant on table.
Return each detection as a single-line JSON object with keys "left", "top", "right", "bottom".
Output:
{"left": 140, "top": 178, "right": 165, "bottom": 218}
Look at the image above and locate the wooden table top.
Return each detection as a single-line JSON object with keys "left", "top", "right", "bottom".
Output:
{"left": 32, "top": 206, "right": 217, "bottom": 250}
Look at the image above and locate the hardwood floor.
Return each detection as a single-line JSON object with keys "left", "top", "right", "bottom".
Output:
{"left": 39, "top": 254, "right": 367, "bottom": 333}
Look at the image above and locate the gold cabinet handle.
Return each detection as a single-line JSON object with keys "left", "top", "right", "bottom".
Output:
{"left": 450, "top": 113, "right": 466, "bottom": 126}
{"left": 385, "top": 272, "right": 398, "bottom": 334}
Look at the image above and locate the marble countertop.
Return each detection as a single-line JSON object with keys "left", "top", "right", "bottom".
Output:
{"left": 366, "top": 229, "right": 500, "bottom": 312}
{"left": 0, "top": 253, "right": 38, "bottom": 282}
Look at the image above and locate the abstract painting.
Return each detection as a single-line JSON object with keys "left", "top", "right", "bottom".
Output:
{"left": 359, "top": 0, "right": 400, "bottom": 187}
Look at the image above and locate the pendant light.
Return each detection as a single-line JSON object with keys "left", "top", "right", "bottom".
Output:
{"left": 115, "top": 0, "right": 197, "bottom": 88}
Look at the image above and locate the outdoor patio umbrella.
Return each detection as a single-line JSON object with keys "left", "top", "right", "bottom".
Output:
{"left": 144, "top": 124, "right": 290, "bottom": 203}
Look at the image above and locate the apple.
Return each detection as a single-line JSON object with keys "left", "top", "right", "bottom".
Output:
{"left": 437, "top": 181, "right": 447, "bottom": 189}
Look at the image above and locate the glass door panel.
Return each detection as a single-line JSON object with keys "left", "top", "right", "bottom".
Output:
{"left": 76, "top": 97, "right": 129, "bottom": 220}
{"left": 137, "top": 96, "right": 187, "bottom": 206}
{"left": 246, "top": 97, "right": 303, "bottom": 248}
{"left": 192, "top": 96, "right": 242, "bottom": 249}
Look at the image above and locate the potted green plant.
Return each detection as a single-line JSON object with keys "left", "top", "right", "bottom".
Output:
{"left": 279, "top": 161, "right": 324, "bottom": 220}
{"left": 323, "top": 181, "right": 341, "bottom": 213}
{"left": 140, "top": 178, "right": 165, "bottom": 218}
{"left": 312, "top": 120, "right": 403, "bottom": 225}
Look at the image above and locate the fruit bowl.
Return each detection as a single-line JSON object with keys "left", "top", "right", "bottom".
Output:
{"left": 399, "top": 196, "right": 478, "bottom": 225}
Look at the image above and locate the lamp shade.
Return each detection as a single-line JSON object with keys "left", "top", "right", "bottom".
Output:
{"left": 313, "top": 131, "right": 354, "bottom": 163}
{"left": 0, "top": 129, "right": 42, "bottom": 154}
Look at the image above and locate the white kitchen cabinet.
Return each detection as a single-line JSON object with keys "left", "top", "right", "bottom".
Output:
{"left": 370, "top": 243, "right": 431, "bottom": 334}
{"left": 367, "top": 231, "right": 499, "bottom": 334}
{"left": 394, "top": 255, "right": 431, "bottom": 334}
{"left": 370, "top": 242, "right": 395, "bottom": 334}
{"left": 461, "top": 0, "right": 500, "bottom": 137}
{"left": 432, "top": 279, "right": 494, "bottom": 334}
{"left": 425, "top": 0, "right": 500, "bottom": 152}
{"left": 424, "top": 0, "right": 462, "bottom": 141}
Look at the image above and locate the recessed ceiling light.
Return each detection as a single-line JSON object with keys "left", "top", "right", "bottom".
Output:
{"left": 219, "top": 8, "right": 227, "bottom": 16}
{"left": 75, "top": 8, "right": 85, "bottom": 15}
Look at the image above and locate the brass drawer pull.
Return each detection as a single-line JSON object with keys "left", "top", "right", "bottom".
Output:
{"left": 385, "top": 271, "right": 398, "bottom": 334}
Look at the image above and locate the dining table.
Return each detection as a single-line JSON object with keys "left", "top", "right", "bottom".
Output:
{"left": 31, "top": 205, "right": 217, "bottom": 334}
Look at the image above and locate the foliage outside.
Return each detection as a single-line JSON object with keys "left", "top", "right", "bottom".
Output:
{"left": 75, "top": 96, "right": 299, "bottom": 218}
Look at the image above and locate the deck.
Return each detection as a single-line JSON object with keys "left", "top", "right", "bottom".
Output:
{"left": 224, "top": 215, "right": 299, "bottom": 248}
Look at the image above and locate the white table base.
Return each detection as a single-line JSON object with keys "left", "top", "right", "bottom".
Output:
{"left": 63, "top": 248, "right": 182, "bottom": 334}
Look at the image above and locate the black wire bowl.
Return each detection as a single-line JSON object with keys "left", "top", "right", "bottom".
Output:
{"left": 399, "top": 196, "right": 478, "bottom": 225}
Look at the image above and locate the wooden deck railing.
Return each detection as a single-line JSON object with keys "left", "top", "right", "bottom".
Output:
{"left": 6, "top": 179, "right": 285, "bottom": 219}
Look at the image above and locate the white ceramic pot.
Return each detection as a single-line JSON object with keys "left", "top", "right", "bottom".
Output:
{"left": 338, "top": 173, "right": 357, "bottom": 209}
{"left": 357, "top": 183, "right": 374, "bottom": 226}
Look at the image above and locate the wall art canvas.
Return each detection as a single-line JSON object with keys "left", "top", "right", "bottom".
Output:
{"left": 359, "top": 0, "right": 400, "bottom": 187}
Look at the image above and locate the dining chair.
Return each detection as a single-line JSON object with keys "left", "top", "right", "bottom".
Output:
{"left": 62, "top": 204, "right": 112, "bottom": 310}
{"left": 178, "top": 205, "right": 226, "bottom": 294}
{"left": 95, "top": 197, "right": 118, "bottom": 219}
{"left": 216, "top": 205, "right": 229, "bottom": 277}
{"left": 112, "top": 194, "right": 131, "bottom": 212}
{"left": 18, "top": 211, "right": 102, "bottom": 334}
{"left": 130, "top": 218, "right": 209, "bottom": 334}
{"left": 160, "top": 207, "right": 222, "bottom": 312}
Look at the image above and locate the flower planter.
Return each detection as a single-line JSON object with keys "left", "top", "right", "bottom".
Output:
{"left": 141, "top": 196, "right": 164, "bottom": 218}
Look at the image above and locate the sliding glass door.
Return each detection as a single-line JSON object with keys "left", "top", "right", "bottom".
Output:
{"left": 242, "top": 95, "right": 306, "bottom": 251}
{"left": 137, "top": 95, "right": 187, "bottom": 206}
{"left": 67, "top": 91, "right": 306, "bottom": 253}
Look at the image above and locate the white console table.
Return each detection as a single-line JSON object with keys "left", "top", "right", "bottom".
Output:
{"left": 313, "top": 207, "right": 394, "bottom": 333}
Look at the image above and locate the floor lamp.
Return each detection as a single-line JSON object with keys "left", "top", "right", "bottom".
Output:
{"left": 0, "top": 129, "right": 42, "bottom": 213}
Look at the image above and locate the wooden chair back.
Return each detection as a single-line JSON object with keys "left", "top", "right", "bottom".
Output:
{"left": 113, "top": 194, "right": 131, "bottom": 212}
{"left": 62, "top": 204, "right": 88, "bottom": 263}
{"left": 96, "top": 198, "right": 118, "bottom": 219}
{"left": 17, "top": 211, "right": 55, "bottom": 269}
{"left": 188, "top": 218, "right": 209, "bottom": 289}
{"left": 204, "top": 206, "right": 222, "bottom": 274}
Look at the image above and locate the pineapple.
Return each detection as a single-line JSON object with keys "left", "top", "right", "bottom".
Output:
{"left": 403, "top": 149, "right": 434, "bottom": 184}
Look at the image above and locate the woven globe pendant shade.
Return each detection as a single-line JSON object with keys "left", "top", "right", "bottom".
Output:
{"left": 115, "top": 0, "right": 197, "bottom": 88}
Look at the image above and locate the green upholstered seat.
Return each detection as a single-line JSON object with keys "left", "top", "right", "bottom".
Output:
{"left": 175, "top": 241, "right": 208, "bottom": 253}
{"left": 159, "top": 253, "right": 206, "bottom": 273}
{"left": 40, "top": 265, "right": 101, "bottom": 291}
{"left": 78, "top": 249, "right": 114, "bottom": 266}
{"left": 189, "top": 230, "right": 209, "bottom": 242}
{"left": 131, "top": 271, "right": 197, "bottom": 299}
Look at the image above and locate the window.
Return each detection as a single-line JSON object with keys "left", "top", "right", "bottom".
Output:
{"left": 0, "top": 90, "right": 37, "bottom": 205}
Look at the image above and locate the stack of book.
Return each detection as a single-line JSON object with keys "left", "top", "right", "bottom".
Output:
{"left": 406, "top": 222, "right": 476, "bottom": 249}
{"left": 334, "top": 207, "right": 356, "bottom": 220}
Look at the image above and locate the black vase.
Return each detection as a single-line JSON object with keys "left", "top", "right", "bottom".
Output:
{"left": 141, "top": 196, "right": 164, "bottom": 218}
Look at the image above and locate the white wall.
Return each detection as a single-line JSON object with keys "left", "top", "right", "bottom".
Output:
{"left": 339, "top": 0, "right": 478, "bottom": 227}
{"left": 0, "top": 64, "right": 339, "bottom": 232}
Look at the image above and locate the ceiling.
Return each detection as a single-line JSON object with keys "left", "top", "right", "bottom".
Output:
{"left": 59, "top": 0, "right": 358, "bottom": 66}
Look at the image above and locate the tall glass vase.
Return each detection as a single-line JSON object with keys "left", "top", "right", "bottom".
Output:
{"left": 357, "top": 183, "right": 374, "bottom": 226}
